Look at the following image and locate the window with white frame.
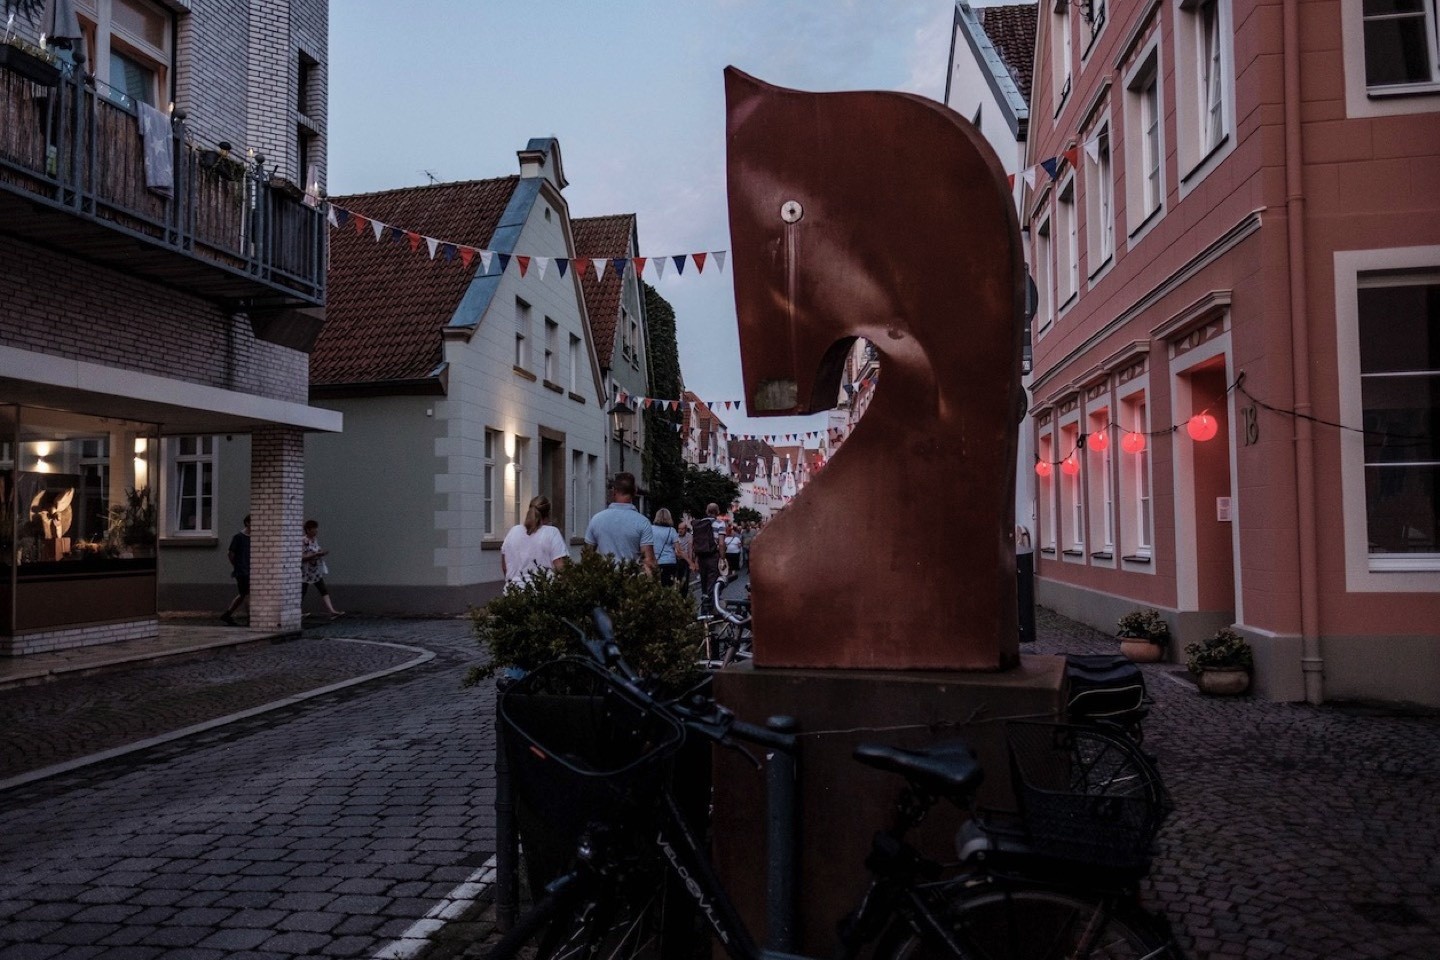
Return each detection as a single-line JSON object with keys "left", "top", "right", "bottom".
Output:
{"left": 1119, "top": 391, "right": 1153, "bottom": 558}
{"left": 587, "top": 454, "right": 599, "bottom": 522}
{"left": 1057, "top": 176, "right": 1079, "bottom": 307}
{"left": 1060, "top": 421, "right": 1084, "bottom": 552}
{"left": 1361, "top": 0, "right": 1440, "bottom": 89}
{"left": 1039, "top": 430, "right": 1057, "bottom": 550}
{"left": 570, "top": 450, "right": 583, "bottom": 535}
{"left": 569, "top": 334, "right": 582, "bottom": 393}
{"left": 1124, "top": 46, "right": 1165, "bottom": 234}
{"left": 512, "top": 436, "right": 530, "bottom": 526}
{"left": 544, "top": 318, "right": 558, "bottom": 382}
{"left": 1035, "top": 215, "right": 1054, "bottom": 330}
{"left": 1174, "top": 0, "right": 1235, "bottom": 182}
{"left": 1084, "top": 124, "right": 1115, "bottom": 273}
{"left": 483, "top": 429, "right": 499, "bottom": 536}
{"left": 1052, "top": 5, "right": 1073, "bottom": 112}
{"left": 515, "top": 298, "right": 532, "bottom": 369}
{"left": 629, "top": 315, "right": 641, "bottom": 366}
{"left": 1084, "top": 0, "right": 1109, "bottom": 54}
{"left": 1357, "top": 273, "right": 1439, "bottom": 558}
{"left": 1087, "top": 407, "right": 1115, "bottom": 553}
{"left": 166, "top": 436, "right": 215, "bottom": 536}
{"left": 74, "top": 0, "right": 173, "bottom": 109}
{"left": 620, "top": 307, "right": 633, "bottom": 360}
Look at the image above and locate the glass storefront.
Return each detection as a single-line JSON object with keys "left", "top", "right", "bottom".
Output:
{"left": 1, "top": 405, "right": 159, "bottom": 636}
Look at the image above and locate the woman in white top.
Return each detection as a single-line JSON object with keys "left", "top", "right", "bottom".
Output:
{"left": 500, "top": 496, "right": 569, "bottom": 588}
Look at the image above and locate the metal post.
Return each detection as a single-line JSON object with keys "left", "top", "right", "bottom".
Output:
{"left": 494, "top": 688, "right": 519, "bottom": 932}
{"left": 764, "top": 715, "right": 799, "bottom": 953}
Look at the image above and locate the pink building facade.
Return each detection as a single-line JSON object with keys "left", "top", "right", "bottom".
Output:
{"left": 1024, "top": 0, "right": 1440, "bottom": 703}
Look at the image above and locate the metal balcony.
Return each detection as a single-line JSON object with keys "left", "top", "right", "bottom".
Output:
{"left": 0, "top": 57, "right": 326, "bottom": 343}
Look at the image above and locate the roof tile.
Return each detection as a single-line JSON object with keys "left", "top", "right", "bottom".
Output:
{"left": 979, "top": 4, "right": 1038, "bottom": 103}
{"left": 571, "top": 214, "right": 636, "bottom": 366}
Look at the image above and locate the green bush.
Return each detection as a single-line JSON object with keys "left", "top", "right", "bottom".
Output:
{"left": 1185, "top": 627, "right": 1253, "bottom": 673}
{"left": 1116, "top": 608, "right": 1169, "bottom": 644}
{"left": 466, "top": 549, "right": 703, "bottom": 693}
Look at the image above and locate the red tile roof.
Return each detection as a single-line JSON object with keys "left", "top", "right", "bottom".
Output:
{"left": 728, "top": 438, "right": 778, "bottom": 482}
{"left": 571, "top": 214, "right": 636, "bottom": 366}
{"left": 980, "top": 4, "right": 1038, "bottom": 103}
{"left": 313, "top": 177, "right": 519, "bottom": 387}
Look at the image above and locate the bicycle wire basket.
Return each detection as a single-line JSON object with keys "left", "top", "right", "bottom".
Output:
{"left": 1003, "top": 721, "right": 1167, "bottom": 870}
{"left": 500, "top": 657, "right": 687, "bottom": 844}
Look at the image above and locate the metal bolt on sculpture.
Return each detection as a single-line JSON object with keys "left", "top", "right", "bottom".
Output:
{"left": 725, "top": 67, "right": 1024, "bottom": 671}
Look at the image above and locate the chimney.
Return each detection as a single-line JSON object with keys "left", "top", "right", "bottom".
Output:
{"left": 517, "top": 138, "right": 568, "bottom": 190}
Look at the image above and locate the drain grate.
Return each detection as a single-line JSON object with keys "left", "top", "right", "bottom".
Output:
{"left": 1351, "top": 901, "right": 1425, "bottom": 926}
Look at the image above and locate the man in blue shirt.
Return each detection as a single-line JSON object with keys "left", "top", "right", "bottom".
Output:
{"left": 584, "top": 472, "right": 656, "bottom": 575}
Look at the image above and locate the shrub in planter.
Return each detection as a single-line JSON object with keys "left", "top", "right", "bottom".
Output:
{"left": 1185, "top": 627, "right": 1253, "bottom": 695}
{"left": 1116, "top": 608, "right": 1169, "bottom": 662}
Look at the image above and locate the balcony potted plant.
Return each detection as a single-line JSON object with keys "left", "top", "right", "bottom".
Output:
{"left": 1116, "top": 608, "right": 1169, "bottom": 662}
{"left": 2, "top": 3, "right": 62, "bottom": 87}
{"left": 1185, "top": 627, "right": 1253, "bottom": 696}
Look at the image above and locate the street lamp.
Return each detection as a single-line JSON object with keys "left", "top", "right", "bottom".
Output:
{"left": 608, "top": 393, "right": 636, "bottom": 473}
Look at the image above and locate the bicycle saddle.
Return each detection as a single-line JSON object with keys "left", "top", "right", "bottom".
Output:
{"left": 853, "top": 741, "right": 983, "bottom": 797}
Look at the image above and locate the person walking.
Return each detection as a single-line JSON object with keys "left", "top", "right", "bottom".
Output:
{"left": 724, "top": 527, "right": 743, "bottom": 578}
{"left": 651, "top": 508, "right": 684, "bottom": 590}
{"left": 301, "top": 520, "right": 344, "bottom": 619}
{"left": 741, "top": 522, "right": 758, "bottom": 571}
{"left": 583, "top": 472, "right": 656, "bottom": 575}
{"left": 501, "top": 496, "right": 569, "bottom": 588}
{"left": 220, "top": 515, "right": 250, "bottom": 626}
{"left": 674, "top": 520, "right": 698, "bottom": 597}
{"left": 692, "top": 502, "right": 724, "bottom": 611}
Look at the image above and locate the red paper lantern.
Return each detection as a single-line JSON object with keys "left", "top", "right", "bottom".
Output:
{"left": 1061, "top": 455, "right": 1080, "bottom": 476}
{"left": 1034, "top": 460, "right": 1053, "bottom": 478}
{"left": 1187, "top": 413, "right": 1219, "bottom": 442}
{"left": 1121, "top": 432, "right": 1146, "bottom": 455}
{"left": 1089, "top": 429, "right": 1109, "bottom": 452}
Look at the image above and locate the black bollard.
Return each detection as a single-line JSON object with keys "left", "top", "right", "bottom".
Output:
{"left": 1017, "top": 549, "right": 1036, "bottom": 644}
{"left": 765, "top": 715, "right": 800, "bottom": 953}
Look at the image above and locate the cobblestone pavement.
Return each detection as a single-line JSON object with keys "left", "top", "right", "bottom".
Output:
{"left": 0, "top": 617, "right": 496, "bottom": 960}
{"left": 1026, "top": 608, "right": 1440, "bottom": 960}
{"left": 0, "top": 636, "right": 423, "bottom": 781}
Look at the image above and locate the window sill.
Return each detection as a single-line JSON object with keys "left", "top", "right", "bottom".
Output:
{"left": 1086, "top": 254, "right": 1114, "bottom": 282}
{"left": 1127, "top": 204, "right": 1163, "bottom": 240}
{"left": 1063, "top": 549, "right": 1084, "bottom": 557}
{"left": 542, "top": 379, "right": 564, "bottom": 394}
{"left": 568, "top": 391, "right": 586, "bottom": 404}
{"left": 1090, "top": 550, "right": 1114, "bottom": 560}
{"left": 482, "top": 539, "right": 502, "bottom": 551}
{"left": 1367, "top": 81, "right": 1440, "bottom": 99}
{"left": 513, "top": 365, "right": 537, "bottom": 382}
{"left": 1368, "top": 555, "right": 1440, "bottom": 573}
{"left": 1180, "top": 132, "right": 1231, "bottom": 185}
{"left": 160, "top": 536, "right": 219, "bottom": 548}
{"left": 570, "top": 537, "right": 586, "bottom": 547}
{"left": 1122, "top": 553, "right": 1152, "bottom": 564}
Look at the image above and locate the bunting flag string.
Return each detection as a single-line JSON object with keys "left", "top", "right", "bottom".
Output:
{"left": 327, "top": 204, "right": 725, "bottom": 281}
{"left": 1011, "top": 130, "right": 1106, "bottom": 191}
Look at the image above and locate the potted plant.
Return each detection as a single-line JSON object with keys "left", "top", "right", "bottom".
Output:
{"left": 2, "top": 3, "right": 62, "bottom": 87}
{"left": 106, "top": 486, "right": 156, "bottom": 557}
{"left": 1116, "top": 608, "right": 1169, "bottom": 662}
{"left": 467, "top": 549, "right": 705, "bottom": 895}
{"left": 1185, "top": 627, "right": 1253, "bottom": 695}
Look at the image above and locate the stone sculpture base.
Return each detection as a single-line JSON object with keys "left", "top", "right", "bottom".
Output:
{"left": 711, "top": 656, "right": 1066, "bottom": 955}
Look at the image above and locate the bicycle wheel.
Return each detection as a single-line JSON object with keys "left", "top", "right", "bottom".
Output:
{"left": 1064, "top": 728, "right": 1171, "bottom": 828}
{"left": 878, "top": 887, "right": 1178, "bottom": 960}
{"left": 486, "top": 877, "right": 665, "bottom": 960}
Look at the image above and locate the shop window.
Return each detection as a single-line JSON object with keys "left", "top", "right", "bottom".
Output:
{"left": 1362, "top": 0, "right": 1440, "bottom": 89}
{"left": 1358, "top": 274, "right": 1439, "bottom": 559}
{"left": 166, "top": 435, "right": 215, "bottom": 536}
{"left": 1085, "top": 123, "right": 1114, "bottom": 274}
{"left": 75, "top": 0, "right": 173, "bottom": 109}
{"left": 484, "top": 429, "right": 498, "bottom": 536}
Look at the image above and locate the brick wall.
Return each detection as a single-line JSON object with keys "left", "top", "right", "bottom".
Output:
{"left": 1, "top": 620, "right": 161, "bottom": 657}
{"left": 247, "top": 427, "right": 304, "bottom": 630}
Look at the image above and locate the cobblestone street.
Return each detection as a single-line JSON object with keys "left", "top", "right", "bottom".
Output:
{"left": 1, "top": 611, "right": 1437, "bottom": 959}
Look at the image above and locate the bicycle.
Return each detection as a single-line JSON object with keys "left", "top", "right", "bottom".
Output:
{"left": 703, "top": 575, "right": 751, "bottom": 668}
{"left": 489, "top": 610, "right": 1183, "bottom": 960}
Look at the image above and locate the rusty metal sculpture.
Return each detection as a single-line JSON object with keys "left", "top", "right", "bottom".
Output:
{"left": 725, "top": 68, "right": 1023, "bottom": 671}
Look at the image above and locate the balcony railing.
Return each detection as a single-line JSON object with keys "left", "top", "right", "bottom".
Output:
{"left": 0, "top": 57, "right": 325, "bottom": 308}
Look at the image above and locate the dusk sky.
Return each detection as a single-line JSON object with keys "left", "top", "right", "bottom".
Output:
{"left": 328, "top": 0, "right": 968, "bottom": 442}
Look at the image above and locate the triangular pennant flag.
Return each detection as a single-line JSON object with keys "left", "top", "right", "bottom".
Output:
{"left": 672, "top": 254, "right": 687, "bottom": 275}
{"left": 653, "top": 257, "right": 667, "bottom": 280}
{"left": 371, "top": 219, "right": 386, "bottom": 242}
{"left": 711, "top": 251, "right": 727, "bottom": 272}
{"left": 1062, "top": 146, "right": 1080, "bottom": 169}
{"left": 390, "top": 226, "right": 407, "bottom": 244}
{"left": 1084, "top": 136, "right": 1102, "bottom": 163}
{"left": 613, "top": 257, "right": 629, "bottom": 279}
{"left": 479, "top": 249, "right": 494, "bottom": 274}
{"left": 425, "top": 236, "right": 439, "bottom": 259}
{"left": 352, "top": 214, "right": 368, "bottom": 236}
{"left": 1023, "top": 167, "right": 1037, "bottom": 190}
{"left": 556, "top": 258, "right": 569, "bottom": 277}
{"left": 497, "top": 253, "right": 511, "bottom": 273}
{"left": 593, "top": 258, "right": 608, "bottom": 281}
{"left": 459, "top": 247, "right": 475, "bottom": 269}
{"left": 405, "top": 231, "right": 422, "bottom": 252}
{"left": 1040, "top": 157, "right": 1060, "bottom": 180}
{"left": 326, "top": 206, "right": 339, "bottom": 228}
{"left": 333, "top": 207, "right": 350, "bottom": 228}
{"left": 516, "top": 255, "right": 530, "bottom": 277}
{"left": 1007, "top": 173, "right": 1016, "bottom": 189}
{"left": 572, "top": 257, "right": 590, "bottom": 279}
{"left": 535, "top": 256, "right": 549, "bottom": 280}
{"left": 441, "top": 243, "right": 456, "bottom": 262}
{"left": 633, "top": 257, "right": 647, "bottom": 277}
{"left": 643, "top": 398, "right": 653, "bottom": 409}
{"left": 693, "top": 252, "right": 708, "bottom": 273}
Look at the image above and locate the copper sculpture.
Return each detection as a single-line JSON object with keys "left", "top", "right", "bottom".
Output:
{"left": 725, "top": 68, "right": 1023, "bottom": 670}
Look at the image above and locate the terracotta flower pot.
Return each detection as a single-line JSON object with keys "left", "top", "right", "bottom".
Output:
{"left": 1197, "top": 667, "right": 1250, "bottom": 696}
{"left": 1120, "top": 637, "right": 1164, "bottom": 662}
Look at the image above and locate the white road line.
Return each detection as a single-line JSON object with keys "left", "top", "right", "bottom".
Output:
{"left": 373, "top": 855, "right": 497, "bottom": 960}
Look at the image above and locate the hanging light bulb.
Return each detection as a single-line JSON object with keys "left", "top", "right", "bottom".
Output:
{"left": 1089, "top": 429, "right": 1109, "bottom": 452}
{"left": 1122, "top": 432, "right": 1146, "bottom": 455}
{"left": 1061, "top": 455, "right": 1080, "bottom": 476}
{"left": 1035, "top": 461, "right": 1053, "bottom": 478}
{"left": 1187, "top": 413, "right": 1219, "bottom": 442}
